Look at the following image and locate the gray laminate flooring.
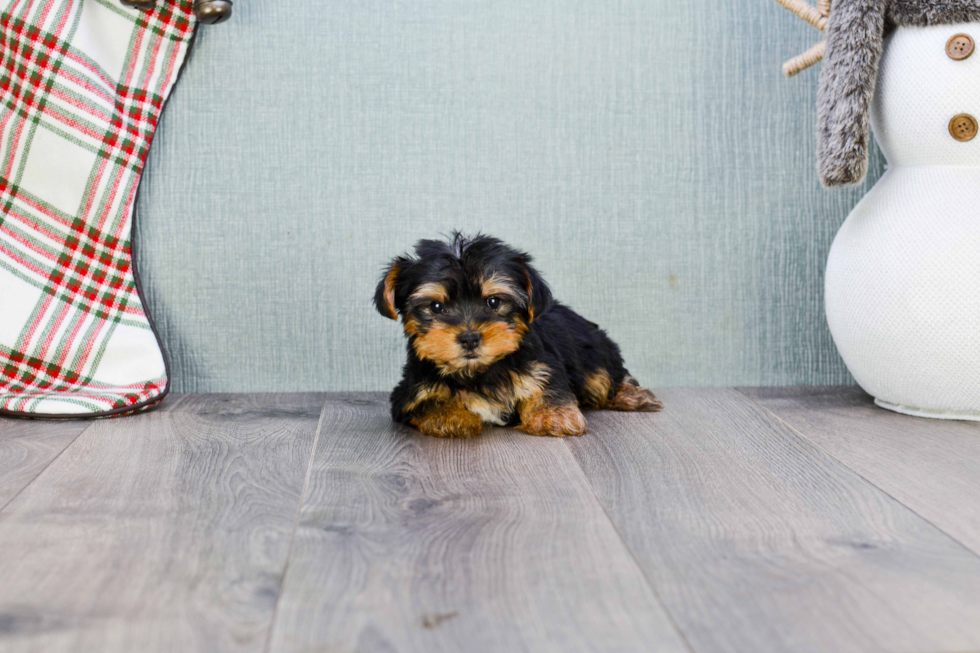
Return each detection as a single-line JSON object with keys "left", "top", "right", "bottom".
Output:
{"left": 2, "top": 388, "right": 980, "bottom": 653}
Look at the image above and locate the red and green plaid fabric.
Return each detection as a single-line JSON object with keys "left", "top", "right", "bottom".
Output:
{"left": 0, "top": 0, "right": 195, "bottom": 417}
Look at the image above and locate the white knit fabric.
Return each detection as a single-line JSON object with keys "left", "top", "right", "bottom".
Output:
{"left": 871, "top": 23, "right": 980, "bottom": 166}
{"left": 826, "top": 22, "right": 980, "bottom": 418}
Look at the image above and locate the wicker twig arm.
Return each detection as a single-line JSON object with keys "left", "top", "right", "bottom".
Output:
{"left": 773, "top": 0, "right": 830, "bottom": 76}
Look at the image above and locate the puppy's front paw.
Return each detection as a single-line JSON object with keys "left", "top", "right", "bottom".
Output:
{"left": 411, "top": 400, "right": 484, "bottom": 439}
{"left": 518, "top": 401, "right": 588, "bottom": 437}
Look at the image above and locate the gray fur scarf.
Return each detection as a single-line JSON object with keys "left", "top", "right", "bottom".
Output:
{"left": 818, "top": 0, "right": 980, "bottom": 186}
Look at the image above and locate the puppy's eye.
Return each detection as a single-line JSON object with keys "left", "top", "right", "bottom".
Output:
{"left": 486, "top": 296, "right": 501, "bottom": 311}
{"left": 430, "top": 302, "right": 444, "bottom": 314}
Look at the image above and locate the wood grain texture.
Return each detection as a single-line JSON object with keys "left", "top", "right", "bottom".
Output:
{"left": 0, "top": 419, "right": 92, "bottom": 510}
{"left": 741, "top": 386, "right": 980, "bottom": 556}
{"left": 267, "top": 392, "right": 689, "bottom": 653}
{"left": 0, "top": 394, "right": 324, "bottom": 653}
{"left": 566, "top": 388, "right": 980, "bottom": 653}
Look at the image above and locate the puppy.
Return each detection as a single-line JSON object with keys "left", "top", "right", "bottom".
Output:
{"left": 374, "top": 233, "right": 662, "bottom": 438}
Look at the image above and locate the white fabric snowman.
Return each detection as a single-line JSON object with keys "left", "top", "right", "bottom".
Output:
{"left": 778, "top": 0, "right": 980, "bottom": 419}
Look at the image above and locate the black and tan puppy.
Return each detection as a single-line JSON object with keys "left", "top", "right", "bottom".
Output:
{"left": 374, "top": 233, "right": 662, "bottom": 438}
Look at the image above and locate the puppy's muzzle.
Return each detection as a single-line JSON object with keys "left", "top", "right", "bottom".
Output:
{"left": 457, "top": 330, "right": 482, "bottom": 352}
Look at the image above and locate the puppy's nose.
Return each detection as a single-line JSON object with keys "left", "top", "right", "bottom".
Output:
{"left": 458, "top": 330, "right": 482, "bottom": 351}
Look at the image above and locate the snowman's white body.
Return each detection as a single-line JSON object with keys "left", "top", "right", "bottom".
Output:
{"left": 825, "top": 22, "right": 980, "bottom": 418}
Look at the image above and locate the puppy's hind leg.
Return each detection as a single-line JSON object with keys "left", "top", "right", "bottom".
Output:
{"left": 606, "top": 375, "right": 663, "bottom": 412}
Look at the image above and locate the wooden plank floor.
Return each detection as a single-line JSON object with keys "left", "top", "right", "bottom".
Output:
{"left": 2, "top": 388, "right": 980, "bottom": 652}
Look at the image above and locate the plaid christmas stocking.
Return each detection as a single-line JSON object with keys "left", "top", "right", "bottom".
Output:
{"left": 0, "top": 0, "right": 196, "bottom": 417}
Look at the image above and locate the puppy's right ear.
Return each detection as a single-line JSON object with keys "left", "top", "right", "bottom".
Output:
{"left": 520, "top": 256, "right": 553, "bottom": 323}
{"left": 374, "top": 257, "right": 410, "bottom": 320}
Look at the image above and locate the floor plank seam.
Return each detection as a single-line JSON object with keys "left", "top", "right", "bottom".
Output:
{"left": 262, "top": 394, "right": 330, "bottom": 653}
{"left": 0, "top": 421, "right": 97, "bottom": 515}
{"left": 561, "top": 436, "right": 699, "bottom": 653}
{"left": 735, "top": 388, "right": 980, "bottom": 563}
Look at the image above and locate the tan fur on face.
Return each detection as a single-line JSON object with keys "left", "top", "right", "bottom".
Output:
{"left": 477, "top": 320, "right": 524, "bottom": 362}
{"left": 403, "top": 316, "right": 420, "bottom": 337}
{"left": 518, "top": 393, "right": 588, "bottom": 437}
{"left": 607, "top": 377, "right": 663, "bottom": 412}
{"left": 480, "top": 272, "right": 523, "bottom": 304}
{"left": 411, "top": 397, "right": 483, "bottom": 438}
{"left": 413, "top": 320, "right": 527, "bottom": 376}
{"left": 412, "top": 322, "right": 468, "bottom": 372}
{"left": 409, "top": 283, "right": 449, "bottom": 304}
{"left": 582, "top": 369, "right": 612, "bottom": 408}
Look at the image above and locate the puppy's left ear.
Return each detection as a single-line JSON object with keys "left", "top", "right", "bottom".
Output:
{"left": 521, "top": 257, "right": 553, "bottom": 323}
{"left": 374, "top": 257, "right": 409, "bottom": 320}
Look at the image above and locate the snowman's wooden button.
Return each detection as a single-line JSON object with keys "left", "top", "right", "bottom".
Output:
{"left": 949, "top": 114, "right": 978, "bottom": 142}
{"left": 946, "top": 34, "right": 975, "bottom": 60}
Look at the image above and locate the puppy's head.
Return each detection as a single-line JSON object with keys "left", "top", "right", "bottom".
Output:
{"left": 375, "top": 233, "right": 552, "bottom": 376}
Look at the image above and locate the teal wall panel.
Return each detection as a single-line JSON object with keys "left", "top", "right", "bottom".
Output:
{"left": 135, "top": 0, "right": 884, "bottom": 392}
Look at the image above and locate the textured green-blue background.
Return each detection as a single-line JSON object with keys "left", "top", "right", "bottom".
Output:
{"left": 135, "top": 0, "right": 884, "bottom": 392}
